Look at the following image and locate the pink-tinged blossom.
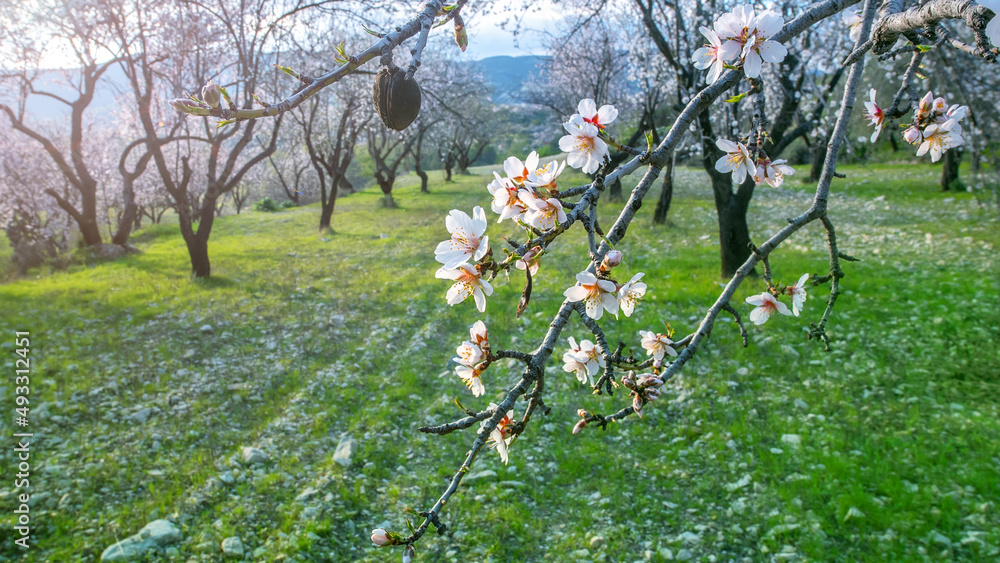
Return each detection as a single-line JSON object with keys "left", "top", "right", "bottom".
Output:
{"left": 692, "top": 26, "right": 740, "bottom": 84}
{"left": 745, "top": 292, "right": 792, "bottom": 325}
{"left": 456, "top": 365, "right": 485, "bottom": 396}
{"left": 639, "top": 330, "right": 678, "bottom": 361}
{"left": 525, "top": 159, "right": 566, "bottom": 194}
{"left": 917, "top": 91, "right": 935, "bottom": 120}
{"left": 903, "top": 126, "right": 922, "bottom": 144}
{"left": 562, "top": 337, "right": 605, "bottom": 386}
{"left": 575, "top": 98, "right": 618, "bottom": 130}
{"left": 753, "top": 158, "right": 795, "bottom": 188}
{"left": 487, "top": 172, "right": 526, "bottom": 223}
{"left": 503, "top": 151, "right": 540, "bottom": 185}
{"left": 786, "top": 273, "right": 809, "bottom": 317}
{"left": 435, "top": 263, "right": 494, "bottom": 312}
{"left": 371, "top": 529, "right": 390, "bottom": 547}
{"left": 740, "top": 11, "right": 787, "bottom": 79}
{"left": 564, "top": 272, "right": 619, "bottom": 319}
{"left": 933, "top": 97, "right": 948, "bottom": 114}
{"left": 863, "top": 89, "right": 885, "bottom": 143}
{"left": 481, "top": 403, "right": 516, "bottom": 464}
{"left": 715, "top": 139, "right": 754, "bottom": 184}
{"left": 600, "top": 249, "right": 623, "bottom": 271}
{"left": 435, "top": 207, "right": 489, "bottom": 268}
{"left": 617, "top": 272, "right": 647, "bottom": 318}
{"left": 559, "top": 116, "right": 609, "bottom": 174}
{"left": 916, "top": 120, "right": 964, "bottom": 162}
{"left": 520, "top": 190, "right": 567, "bottom": 231}
{"left": 515, "top": 246, "right": 542, "bottom": 276}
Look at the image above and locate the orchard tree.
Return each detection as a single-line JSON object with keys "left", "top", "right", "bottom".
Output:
{"left": 168, "top": 0, "right": 999, "bottom": 559}
{"left": 297, "top": 74, "right": 372, "bottom": 229}
{"left": 0, "top": 0, "right": 126, "bottom": 248}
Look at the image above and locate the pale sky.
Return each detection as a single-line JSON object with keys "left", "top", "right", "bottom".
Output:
{"left": 462, "top": 3, "right": 566, "bottom": 59}
{"left": 33, "top": 2, "right": 568, "bottom": 68}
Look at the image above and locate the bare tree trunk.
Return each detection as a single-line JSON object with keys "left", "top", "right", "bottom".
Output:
{"left": 698, "top": 112, "right": 755, "bottom": 278}
{"left": 941, "top": 148, "right": 960, "bottom": 191}
{"left": 652, "top": 155, "right": 675, "bottom": 225}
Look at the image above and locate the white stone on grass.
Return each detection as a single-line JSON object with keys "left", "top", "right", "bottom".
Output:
{"left": 333, "top": 434, "right": 355, "bottom": 467}
{"left": 100, "top": 520, "right": 182, "bottom": 561}
{"left": 222, "top": 536, "right": 245, "bottom": 557}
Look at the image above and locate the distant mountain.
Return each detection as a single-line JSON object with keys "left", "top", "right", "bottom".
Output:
{"left": 472, "top": 55, "right": 549, "bottom": 104}
{"left": 8, "top": 54, "right": 547, "bottom": 121}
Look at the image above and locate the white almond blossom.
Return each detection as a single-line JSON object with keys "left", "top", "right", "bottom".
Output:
{"left": 453, "top": 340, "right": 483, "bottom": 367}
{"left": 524, "top": 160, "right": 566, "bottom": 194}
{"left": 745, "top": 292, "right": 792, "bottom": 325}
{"left": 693, "top": 26, "right": 740, "bottom": 84}
{"left": 715, "top": 139, "right": 754, "bottom": 184}
{"left": 559, "top": 116, "right": 609, "bottom": 175}
{"left": 454, "top": 320, "right": 489, "bottom": 367}
{"left": 617, "top": 272, "right": 647, "bottom": 318}
{"left": 520, "top": 190, "right": 567, "bottom": 231}
{"left": 863, "top": 89, "right": 885, "bottom": 143}
{"left": 639, "top": 330, "right": 678, "bottom": 361}
{"left": 753, "top": 158, "right": 795, "bottom": 188}
{"left": 435, "top": 207, "right": 489, "bottom": 268}
{"left": 456, "top": 365, "right": 485, "bottom": 396}
{"left": 739, "top": 11, "right": 787, "bottom": 79}
{"left": 844, "top": 10, "right": 863, "bottom": 41}
{"left": 574, "top": 98, "right": 618, "bottom": 130}
{"left": 481, "top": 403, "right": 515, "bottom": 464}
{"left": 563, "top": 272, "right": 619, "bottom": 319}
{"left": 468, "top": 320, "right": 488, "bottom": 348}
{"left": 487, "top": 172, "right": 526, "bottom": 223}
{"left": 916, "top": 119, "right": 964, "bottom": 162}
{"left": 713, "top": 5, "right": 786, "bottom": 79}
{"left": 562, "top": 337, "right": 605, "bottom": 386}
{"left": 435, "top": 263, "right": 494, "bottom": 312}
{"left": 503, "top": 151, "right": 540, "bottom": 185}
{"left": 786, "top": 273, "right": 809, "bottom": 316}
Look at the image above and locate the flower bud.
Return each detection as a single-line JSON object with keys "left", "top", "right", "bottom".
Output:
{"left": 371, "top": 528, "right": 390, "bottom": 547}
{"left": 402, "top": 544, "right": 415, "bottom": 563}
{"left": 933, "top": 97, "right": 947, "bottom": 113}
{"left": 621, "top": 373, "right": 636, "bottom": 390}
{"left": 202, "top": 81, "right": 222, "bottom": 109}
{"left": 169, "top": 98, "right": 211, "bottom": 116}
{"left": 917, "top": 91, "right": 934, "bottom": 119}
{"left": 903, "top": 126, "right": 921, "bottom": 144}
{"left": 577, "top": 408, "right": 588, "bottom": 418}
{"left": 600, "top": 249, "right": 623, "bottom": 271}
{"left": 637, "top": 375, "right": 664, "bottom": 388}
{"left": 572, "top": 419, "right": 588, "bottom": 434}
{"left": 646, "top": 387, "right": 661, "bottom": 401}
{"left": 632, "top": 395, "right": 643, "bottom": 418}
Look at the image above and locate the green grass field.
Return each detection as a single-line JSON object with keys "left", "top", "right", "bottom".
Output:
{"left": 0, "top": 162, "right": 997, "bottom": 562}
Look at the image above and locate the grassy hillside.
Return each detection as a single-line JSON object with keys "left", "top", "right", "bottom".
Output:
{"left": 0, "top": 163, "right": 997, "bottom": 562}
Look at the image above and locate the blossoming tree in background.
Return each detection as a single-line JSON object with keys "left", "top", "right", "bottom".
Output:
{"left": 166, "top": 0, "right": 999, "bottom": 558}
